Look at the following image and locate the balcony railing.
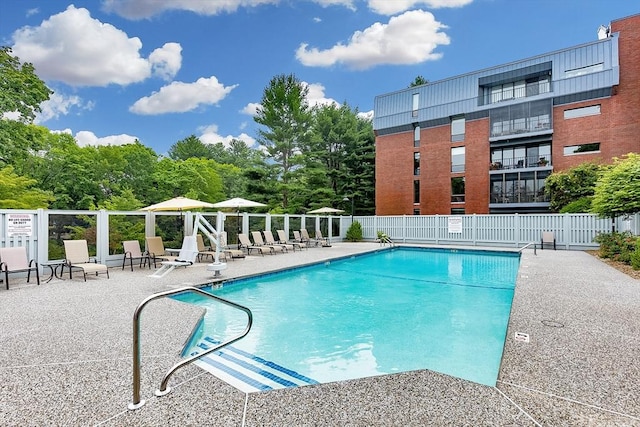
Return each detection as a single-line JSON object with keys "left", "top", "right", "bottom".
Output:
{"left": 490, "top": 156, "right": 551, "bottom": 171}
{"left": 490, "top": 190, "right": 550, "bottom": 204}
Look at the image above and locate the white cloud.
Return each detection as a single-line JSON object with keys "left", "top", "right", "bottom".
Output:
{"left": 303, "top": 82, "right": 339, "bottom": 108}
{"left": 296, "top": 10, "right": 450, "bottom": 70}
{"left": 198, "top": 124, "right": 256, "bottom": 148}
{"left": 102, "top": 0, "right": 279, "bottom": 19}
{"left": 357, "top": 110, "right": 374, "bottom": 121}
{"left": 75, "top": 130, "right": 138, "bottom": 147}
{"left": 130, "top": 76, "right": 238, "bottom": 115}
{"left": 149, "top": 42, "right": 182, "bottom": 80}
{"left": 26, "top": 8, "right": 39, "bottom": 17}
{"left": 240, "top": 102, "right": 262, "bottom": 116}
{"left": 10, "top": 5, "right": 182, "bottom": 87}
{"left": 34, "top": 92, "right": 93, "bottom": 124}
{"left": 313, "top": 0, "right": 356, "bottom": 10}
{"left": 367, "top": 0, "right": 472, "bottom": 15}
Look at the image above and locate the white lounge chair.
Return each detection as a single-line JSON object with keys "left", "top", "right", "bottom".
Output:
{"left": 277, "top": 229, "right": 306, "bottom": 251}
{"left": 263, "top": 230, "right": 293, "bottom": 252}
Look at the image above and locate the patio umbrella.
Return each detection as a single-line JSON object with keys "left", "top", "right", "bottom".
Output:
{"left": 307, "top": 206, "right": 345, "bottom": 214}
{"left": 212, "top": 197, "right": 267, "bottom": 209}
{"left": 139, "top": 196, "right": 216, "bottom": 211}
{"left": 212, "top": 197, "right": 267, "bottom": 248}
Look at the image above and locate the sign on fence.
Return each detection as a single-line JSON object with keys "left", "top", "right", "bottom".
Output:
{"left": 448, "top": 216, "right": 463, "bottom": 234}
{"left": 7, "top": 213, "right": 33, "bottom": 236}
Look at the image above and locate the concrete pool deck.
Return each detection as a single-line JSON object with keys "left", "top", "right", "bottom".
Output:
{"left": 0, "top": 243, "right": 638, "bottom": 426}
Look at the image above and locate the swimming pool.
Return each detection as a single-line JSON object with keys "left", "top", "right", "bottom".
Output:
{"left": 175, "top": 247, "right": 520, "bottom": 391}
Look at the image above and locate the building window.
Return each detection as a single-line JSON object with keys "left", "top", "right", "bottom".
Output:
{"left": 563, "top": 143, "right": 600, "bottom": 155}
{"left": 451, "top": 177, "right": 465, "bottom": 202}
{"left": 413, "top": 209, "right": 421, "bottom": 215}
{"left": 565, "top": 63, "right": 604, "bottom": 78}
{"left": 564, "top": 105, "right": 601, "bottom": 119}
{"left": 451, "top": 117, "right": 465, "bottom": 142}
{"left": 412, "top": 93, "right": 419, "bottom": 117}
{"left": 451, "top": 146, "right": 465, "bottom": 172}
{"left": 413, "top": 152, "right": 420, "bottom": 175}
{"left": 414, "top": 125, "right": 420, "bottom": 147}
{"left": 451, "top": 208, "right": 465, "bottom": 215}
{"left": 413, "top": 180, "right": 420, "bottom": 204}
{"left": 490, "top": 170, "right": 551, "bottom": 204}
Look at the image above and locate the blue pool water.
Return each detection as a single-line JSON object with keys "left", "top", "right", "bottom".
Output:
{"left": 176, "top": 247, "right": 520, "bottom": 388}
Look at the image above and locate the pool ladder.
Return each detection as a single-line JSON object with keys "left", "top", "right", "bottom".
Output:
{"left": 519, "top": 242, "right": 537, "bottom": 255}
{"left": 128, "top": 286, "right": 253, "bottom": 410}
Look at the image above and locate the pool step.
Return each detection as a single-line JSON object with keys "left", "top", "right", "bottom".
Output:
{"left": 190, "top": 336, "right": 319, "bottom": 393}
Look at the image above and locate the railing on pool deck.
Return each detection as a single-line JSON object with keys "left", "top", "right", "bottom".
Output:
{"left": 128, "top": 286, "right": 253, "bottom": 410}
{"left": 518, "top": 241, "right": 538, "bottom": 255}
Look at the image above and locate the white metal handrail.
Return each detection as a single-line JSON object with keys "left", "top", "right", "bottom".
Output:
{"left": 128, "top": 286, "right": 252, "bottom": 410}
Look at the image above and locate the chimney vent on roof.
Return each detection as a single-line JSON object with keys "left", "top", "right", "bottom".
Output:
{"left": 597, "top": 24, "right": 610, "bottom": 40}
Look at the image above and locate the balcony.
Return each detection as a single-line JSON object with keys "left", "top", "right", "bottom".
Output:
{"left": 490, "top": 156, "right": 551, "bottom": 171}
{"left": 489, "top": 99, "right": 553, "bottom": 139}
{"left": 490, "top": 190, "right": 550, "bottom": 204}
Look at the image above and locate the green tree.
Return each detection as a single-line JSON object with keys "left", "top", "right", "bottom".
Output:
{"left": 168, "top": 135, "right": 213, "bottom": 160}
{"left": 151, "top": 158, "right": 224, "bottom": 203}
{"left": 591, "top": 153, "right": 640, "bottom": 218}
{"left": 0, "top": 166, "right": 54, "bottom": 208}
{"left": 254, "top": 74, "right": 312, "bottom": 209}
{"left": 545, "top": 162, "right": 602, "bottom": 212}
{"left": 409, "top": 75, "right": 429, "bottom": 87}
{"left": 0, "top": 46, "right": 52, "bottom": 123}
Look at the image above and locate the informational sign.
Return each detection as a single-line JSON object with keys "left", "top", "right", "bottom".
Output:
{"left": 447, "top": 216, "right": 463, "bottom": 234}
{"left": 514, "top": 332, "right": 530, "bottom": 343}
{"left": 7, "top": 213, "right": 33, "bottom": 237}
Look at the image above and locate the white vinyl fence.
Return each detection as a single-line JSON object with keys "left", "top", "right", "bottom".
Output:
{"left": 1, "top": 209, "right": 638, "bottom": 271}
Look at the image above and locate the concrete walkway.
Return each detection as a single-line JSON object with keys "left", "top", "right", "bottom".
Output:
{"left": 0, "top": 243, "right": 638, "bottom": 426}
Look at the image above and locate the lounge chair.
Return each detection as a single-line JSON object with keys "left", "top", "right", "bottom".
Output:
{"left": 541, "top": 231, "right": 556, "bottom": 250}
{"left": 300, "top": 229, "right": 319, "bottom": 247}
{"left": 149, "top": 235, "right": 199, "bottom": 278}
{"left": 122, "top": 240, "right": 150, "bottom": 271}
{"left": 220, "top": 232, "right": 245, "bottom": 260}
{"left": 145, "top": 236, "right": 178, "bottom": 267}
{"left": 0, "top": 246, "right": 40, "bottom": 290}
{"left": 263, "top": 230, "right": 294, "bottom": 252}
{"left": 277, "top": 229, "right": 306, "bottom": 251}
{"left": 315, "top": 230, "right": 331, "bottom": 247}
{"left": 252, "top": 231, "right": 285, "bottom": 254}
{"left": 196, "top": 234, "right": 226, "bottom": 262}
{"left": 62, "top": 240, "right": 109, "bottom": 281}
{"left": 238, "top": 233, "right": 271, "bottom": 256}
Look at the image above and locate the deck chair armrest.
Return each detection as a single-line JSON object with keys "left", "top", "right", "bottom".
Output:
{"left": 28, "top": 259, "right": 38, "bottom": 268}
{"left": 0, "top": 261, "right": 6, "bottom": 272}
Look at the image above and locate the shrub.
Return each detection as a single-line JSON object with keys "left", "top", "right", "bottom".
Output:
{"left": 631, "top": 243, "right": 640, "bottom": 270}
{"left": 594, "top": 231, "right": 639, "bottom": 264}
{"left": 345, "top": 221, "right": 363, "bottom": 242}
{"left": 559, "top": 196, "right": 592, "bottom": 213}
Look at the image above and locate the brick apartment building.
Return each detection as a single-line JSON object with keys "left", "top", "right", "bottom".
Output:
{"left": 373, "top": 13, "right": 640, "bottom": 215}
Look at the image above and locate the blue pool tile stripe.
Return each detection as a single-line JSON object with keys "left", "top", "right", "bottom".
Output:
{"left": 203, "top": 336, "right": 319, "bottom": 385}
{"left": 198, "top": 357, "right": 273, "bottom": 392}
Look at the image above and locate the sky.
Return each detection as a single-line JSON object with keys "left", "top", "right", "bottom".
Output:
{"left": 1, "top": 0, "right": 638, "bottom": 156}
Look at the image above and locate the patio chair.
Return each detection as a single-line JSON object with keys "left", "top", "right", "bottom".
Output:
{"left": 238, "top": 233, "right": 270, "bottom": 256}
{"left": 62, "top": 240, "right": 109, "bottom": 281}
{"left": 149, "top": 235, "right": 199, "bottom": 278}
{"left": 315, "top": 230, "right": 331, "bottom": 247}
{"left": 220, "top": 232, "right": 245, "bottom": 260}
{"left": 0, "top": 246, "right": 40, "bottom": 290}
{"left": 541, "top": 231, "right": 556, "bottom": 250}
{"left": 252, "top": 231, "right": 284, "bottom": 254}
{"left": 122, "top": 240, "right": 150, "bottom": 271}
{"left": 277, "top": 229, "right": 306, "bottom": 251}
{"left": 196, "top": 234, "right": 226, "bottom": 262}
{"left": 299, "top": 229, "right": 319, "bottom": 247}
{"left": 263, "top": 230, "right": 294, "bottom": 252}
{"left": 145, "top": 236, "right": 178, "bottom": 267}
